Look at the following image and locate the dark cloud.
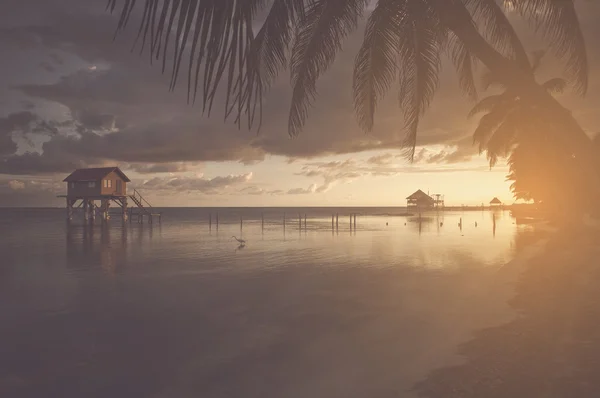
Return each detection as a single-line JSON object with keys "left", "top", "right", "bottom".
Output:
{"left": 0, "top": 111, "right": 37, "bottom": 155}
{"left": 0, "top": 0, "right": 598, "bottom": 177}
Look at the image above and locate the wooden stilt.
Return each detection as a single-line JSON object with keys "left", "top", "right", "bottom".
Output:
{"left": 261, "top": 212, "right": 264, "bottom": 232}
{"left": 209, "top": 213, "right": 212, "bottom": 230}
{"left": 332, "top": 214, "right": 334, "bottom": 230}
{"left": 336, "top": 213, "right": 338, "bottom": 230}
{"left": 66, "top": 198, "right": 73, "bottom": 221}
{"left": 240, "top": 215, "right": 243, "bottom": 231}
{"left": 304, "top": 214, "right": 307, "bottom": 230}
{"left": 299, "top": 213, "right": 301, "bottom": 230}
{"left": 122, "top": 197, "right": 128, "bottom": 221}
{"left": 353, "top": 214, "right": 356, "bottom": 228}
{"left": 216, "top": 212, "right": 219, "bottom": 230}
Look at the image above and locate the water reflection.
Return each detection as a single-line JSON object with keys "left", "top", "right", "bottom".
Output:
{"left": 65, "top": 222, "right": 142, "bottom": 275}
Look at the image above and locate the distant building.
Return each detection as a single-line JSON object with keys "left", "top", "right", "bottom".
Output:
{"left": 490, "top": 197, "right": 503, "bottom": 207}
{"left": 63, "top": 167, "right": 130, "bottom": 198}
{"left": 406, "top": 190, "right": 435, "bottom": 210}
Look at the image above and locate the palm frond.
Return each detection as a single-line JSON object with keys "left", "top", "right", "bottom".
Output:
{"left": 472, "top": 108, "right": 512, "bottom": 153}
{"left": 353, "top": 0, "right": 404, "bottom": 133}
{"left": 511, "top": 0, "right": 588, "bottom": 94}
{"left": 448, "top": 33, "right": 478, "bottom": 100}
{"left": 485, "top": 113, "right": 519, "bottom": 166}
{"left": 288, "top": 0, "right": 368, "bottom": 137}
{"left": 108, "top": 0, "right": 270, "bottom": 130}
{"left": 468, "top": 93, "right": 511, "bottom": 117}
{"left": 464, "top": 0, "right": 530, "bottom": 69}
{"left": 542, "top": 77, "right": 567, "bottom": 94}
{"left": 397, "top": 0, "right": 445, "bottom": 161}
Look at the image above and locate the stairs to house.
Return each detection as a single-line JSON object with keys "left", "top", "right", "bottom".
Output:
{"left": 129, "top": 189, "right": 161, "bottom": 223}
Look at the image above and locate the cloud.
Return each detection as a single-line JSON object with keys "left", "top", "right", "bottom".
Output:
{"left": 124, "top": 162, "right": 195, "bottom": 174}
{"left": 287, "top": 184, "right": 317, "bottom": 195}
{"left": 0, "top": 1, "right": 485, "bottom": 175}
{"left": 7, "top": 180, "right": 25, "bottom": 190}
{"left": 140, "top": 173, "right": 253, "bottom": 195}
{"left": 0, "top": 111, "right": 37, "bottom": 155}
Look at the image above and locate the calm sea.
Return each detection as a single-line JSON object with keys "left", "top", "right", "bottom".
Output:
{"left": 0, "top": 207, "right": 536, "bottom": 397}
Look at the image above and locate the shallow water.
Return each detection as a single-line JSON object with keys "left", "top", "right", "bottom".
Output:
{"left": 0, "top": 208, "right": 534, "bottom": 397}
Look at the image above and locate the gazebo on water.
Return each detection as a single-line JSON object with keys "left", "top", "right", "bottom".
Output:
{"left": 490, "top": 197, "right": 503, "bottom": 207}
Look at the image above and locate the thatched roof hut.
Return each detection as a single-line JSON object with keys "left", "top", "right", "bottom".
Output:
{"left": 407, "top": 190, "right": 435, "bottom": 208}
{"left": 490, "top": 197, "right": 502, "bottom": 206}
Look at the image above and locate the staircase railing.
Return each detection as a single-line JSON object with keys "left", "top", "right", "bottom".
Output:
{"left": 130, "top": 189, "right": 154, "bottom": 213}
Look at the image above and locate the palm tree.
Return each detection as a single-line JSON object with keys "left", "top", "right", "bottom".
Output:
{"left": 105, "top": 0, "right": 591, "bottom": 163}
{"left": 469, "top": 51, "right": 568, "bottom": 168}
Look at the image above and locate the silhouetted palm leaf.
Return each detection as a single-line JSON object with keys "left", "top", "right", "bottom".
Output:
{"left": 468, "top": 93, "right": 511, "bottom": 117}
{"left": 288, "top": 0, "right": 367, "bottom": 137}
{"left": 510, "top": 0, "right": 588, "bottom": 93}
{"left": 353, "top": 0, "right": 403, "bottom": 132}
{"left": 542, "top": 77, "right": 567, "bottom": 94}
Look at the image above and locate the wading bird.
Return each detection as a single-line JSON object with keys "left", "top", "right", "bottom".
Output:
{"left": 232, "top": 236, "right": 246, "bottom": 245}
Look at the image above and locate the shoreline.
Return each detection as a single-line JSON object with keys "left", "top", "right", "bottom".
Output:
{"left": 413, "top": 221, "right": 600, "bottom": 397}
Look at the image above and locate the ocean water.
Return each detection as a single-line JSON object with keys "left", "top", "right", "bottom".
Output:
{"left": 0, "top": 208, "right": 535, "bottom": 397}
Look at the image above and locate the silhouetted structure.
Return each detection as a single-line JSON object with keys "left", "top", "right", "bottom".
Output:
{"left": 59, "top": 167, "right": 160, "bottom": 223}
{"left": 406, "top": 190, "right": 435, "bottom": 211}
{"left": 490, "top": 197, "right": 503, "bottom": 207}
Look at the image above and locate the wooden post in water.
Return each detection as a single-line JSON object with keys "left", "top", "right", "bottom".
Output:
{"left": 353, "top": 214, "right": 356, "bottom": 229}
{"left": 216, "top": 212, "right": 219, "bottom": 230}
{"left": 350, "top": 214, "right": 352, "bottom": 229}
{"left": 261, "top": 212, "right": 264, "bottom": 232}
{"left": 66, "top": 198, "right": 73, "bottom": 221}
{"left": 332, "top": 215, "right": 334, "bottom": 230}
{"left": 209, "top": 213, "right": 212, "bottom": 230}
{"left": 240, "top": 215, "right": 243, "bottom": 231}
{"left": 304, "top": 214, "right": 307, "bottom": 230}
{"left": 283, "top": 212, "right": 286, "bottom": 230}
{"left": 336, "top": 213, "right": 339, "bottom": 230}
{"left": 299, "top": 213, "right": 301, "bottom": 230}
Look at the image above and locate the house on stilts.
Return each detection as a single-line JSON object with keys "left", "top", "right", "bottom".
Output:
{"left": 59, "top": 167, "right": 160, "bottom": 223}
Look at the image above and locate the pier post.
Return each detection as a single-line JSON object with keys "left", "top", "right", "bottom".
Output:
{"left": 299, "top": 213, "right": 301, "bottom": 230}
{"left": 209, "top": 213, "right": 212, "bottom": 230}
{"left": 90, "top": 200, "right": 96, "bottom": 222}
{"left": 122, "top": 197, "right": 128, "bottom": 221}
{"left": 83, "top": 199, "right": 88, "bottom": 221}
{"left": 283, "top": 212, "right": 286, "bottom": 229}
{"left": 350, "top": 214, "right": 352, "bottom": 229}
{"left": 240, "top": 215, "right": 243, "bottom": 231}
{"left": 216, "top": 212, "right": 219, "bottom": 230}
{"left": 66, "top": 198, "right": 74, "bottom": 221}
{"left": 261, "top": 212, "right": 264, "bottom": 232}
{"left": 353, "top": 214, "right": 356, "bottom": 229}
{"left": 304, "top": 214, "right": 307, "bottom": 230}
{"left": 336, "top": 213, "right": 339, "bottom": 230}
{"left": 332, "top": 214, "right": 334, "bottom": 230}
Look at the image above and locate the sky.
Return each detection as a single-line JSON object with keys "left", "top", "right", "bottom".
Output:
{"left": 0, "top": 0, "right": 599, "bottom": 207}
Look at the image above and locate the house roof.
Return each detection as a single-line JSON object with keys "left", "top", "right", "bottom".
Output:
{"left": 63, "top": 167, "right": 131, "bottom": 182}
{"left": 490, "top": 197, "right": 502, "bottom": 204}
{"left": 406, "top": 189, "right": 434, "bottom": 201}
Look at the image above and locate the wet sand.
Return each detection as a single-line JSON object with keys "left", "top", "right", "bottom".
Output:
{"left": 414, "top": 223, "right": 600, "bottom": 397}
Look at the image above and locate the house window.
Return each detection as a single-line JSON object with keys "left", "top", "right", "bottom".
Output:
{"left": 88, "top": 182, "right": 96, "bottom": 188}
{"left": 103, "top": 179, "right": 112, "bottom": 188}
